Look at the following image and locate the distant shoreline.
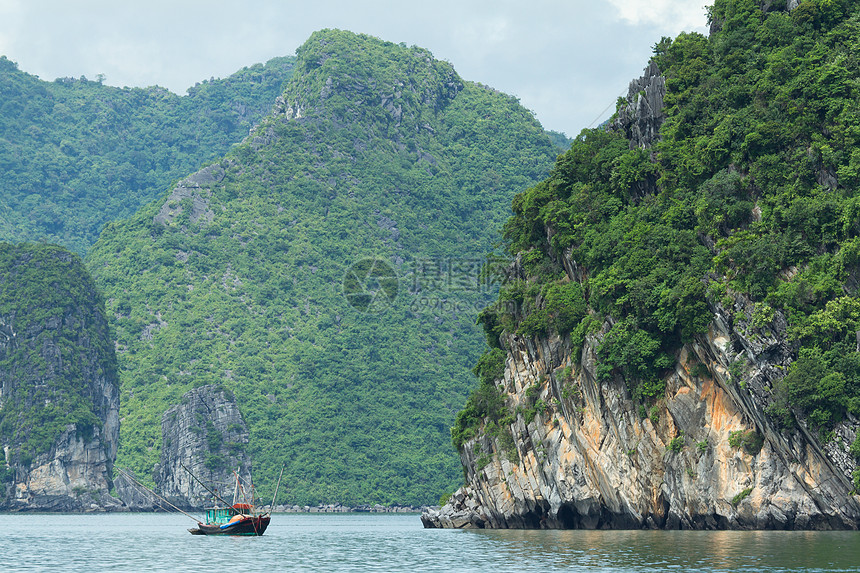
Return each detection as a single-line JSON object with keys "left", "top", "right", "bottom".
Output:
{"left": 0, "top": 504, "right": 432, "bottom": 514}
{"left": 274, "top": 504, "right": 427, "bottom": 514}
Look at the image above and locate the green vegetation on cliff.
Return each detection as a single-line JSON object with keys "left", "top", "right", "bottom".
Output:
{"left": 0, "top": 55, "right": 294, "bottom": 253}
{"left": 467, "top": 0, "right": 860, "bottom": 441}
{"left": 87, "top": 30, "right": 559, "bottom": 506}
{"left": 0, "top": 243, "right": 116, "bottom": 463}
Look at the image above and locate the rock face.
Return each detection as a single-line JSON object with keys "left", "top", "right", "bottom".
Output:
{"left": 611, "top": 61, "right": 665, "bottom": 150}
{"left": 423, "top": 286, "right": 860, "bottom": 529}
{"left": 153, "top": 384, "right": 252, "bottom": 509}
{"left": 8, "top": 427, "right": 122, "bottom": 511}
{"left": 0, "top": 244, "right": 121, "bottom": 511}
{"left": 152, "top": 164, "right": 223, "bottom": 228}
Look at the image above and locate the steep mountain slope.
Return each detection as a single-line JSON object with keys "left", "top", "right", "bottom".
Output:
{"left": 87, "top": 30, "right": 559, "bottom": 506}
{"left": 0, "top": 55, "right": 294, "bottom": 253}
{"left": 155, "top": 384, "right": 252, "bottom": 508}
{"left": 0, "top": 243, "right": 120, "bottom": 510}
{"left": 426, "top": 0, "right": 860, "bottom": 529}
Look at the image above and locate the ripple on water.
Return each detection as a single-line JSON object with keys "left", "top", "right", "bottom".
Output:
{"left": 0, "top": 513, "right": 858, "bottom": 572}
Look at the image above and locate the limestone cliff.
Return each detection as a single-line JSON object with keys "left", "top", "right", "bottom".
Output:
{"left": 152, "top": 384, "right": 252, "bottom": 509}
{"left": 611, "top": 61, "right": 665, "bottom": 150}
{"left": 0, "top": 244, "right": 121, "bottom": 511}
{"left": 424, "top": 5, "right": 860, "bottom": 528}
{"left": 423, "top": 276, "right": 860, "bottom": 530}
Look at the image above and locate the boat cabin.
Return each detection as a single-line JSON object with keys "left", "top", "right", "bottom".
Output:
{"left": 204, "top": 503, "right": 254, "bottom": 525}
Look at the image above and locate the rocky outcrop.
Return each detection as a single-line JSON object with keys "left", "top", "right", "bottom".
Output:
{"left": 152, "top": 163, "right": 223, "bottom": 228}
{"left": 421, "top": 488, "right": 488, "bottom": 529}
{"left": 424, "top": 282, "right": 860, "bottom": 530}
{"left": 6, "top": 427, "right": 123, "bottom": 511}
{"left": 611, "top": 61, "right": 665, "bottom": 150}
{"left": 0, "top": 244, "right": 121, "bottom": 511}
{"left": 151, "top": 384, "right": 252, "bottom": 509}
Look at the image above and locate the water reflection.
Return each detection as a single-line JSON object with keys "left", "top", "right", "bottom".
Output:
{"left": 0, "top": 513, "right": 858, "bottom": 572}
{"left": 468, "top": 528, "right": 860, "bottom": 571}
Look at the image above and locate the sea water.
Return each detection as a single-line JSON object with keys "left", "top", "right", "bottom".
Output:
{"left": 0, "top": 512, "right": 858, "bottom": 572}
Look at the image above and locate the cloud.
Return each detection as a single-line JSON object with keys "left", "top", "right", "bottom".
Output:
{"left": 0, "top": 0, "right": 710, "bottom": 136}
{"left": 0, "top": 0, "right": 21, "bottom": 16}
{"left": 604, "top": 0, "right": 709, "bottom": 31}
{"left": 0, "top": 0, "right": 22, "bottom": 58}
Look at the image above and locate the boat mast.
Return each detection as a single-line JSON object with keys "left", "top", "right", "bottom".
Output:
{"left": 270, "top": 465, "right": 285, "bottom": 513}
{"left": 247, "top": 467, "right": 256, "bottom": 509}
{"left": 232, "top": 466, "right": 240, "bottom": 506}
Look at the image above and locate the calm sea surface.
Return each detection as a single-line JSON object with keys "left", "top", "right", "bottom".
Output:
{"left": 0, "top": 512, "right": 858, "bottom": 572}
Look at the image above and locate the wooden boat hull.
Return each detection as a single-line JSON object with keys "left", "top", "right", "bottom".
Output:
{"left": 188, "top": 515, "right": 271, "bottom": 536}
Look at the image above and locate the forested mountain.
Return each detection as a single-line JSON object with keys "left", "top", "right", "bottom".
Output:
{"left": 0, "top": 55, "right": 295, "bottom": 253}
{"left": 87, "top": 29, "right": 560, "bottom": 506}
{"left": 0, "top": 243, "right": 120, "bottom": 510}
{"left": 431, "top": 0, "right": 860, "bottom": 530}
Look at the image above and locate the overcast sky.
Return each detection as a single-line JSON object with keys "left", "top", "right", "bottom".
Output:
{"left": 0, "top": 0, "right": 709, "bottom": 136}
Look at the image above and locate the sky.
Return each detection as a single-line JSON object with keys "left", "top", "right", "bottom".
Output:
{"left": 0, "top": 0, "right": 709, "bottom": 137}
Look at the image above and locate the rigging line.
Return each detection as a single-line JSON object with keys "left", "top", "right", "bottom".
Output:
{"left": 235, "top": 471, "right": 253, "bottom": 493}
{"left": 116, "top": 468, "right": 200, "bottom": 523}
{"left": 180, "top": 463, "right": 234, "bottom": 508}
{"left": 117, "top": 468, "right": 197, "bottom": 521}
{"left": 233, "top": 468, "right": 254, "bottom": 508}
{"left": 148, "top": 494, "right": 183, "bottom": 518}
{"left": 587, "top": 89, "right": 628, "bottom": 130}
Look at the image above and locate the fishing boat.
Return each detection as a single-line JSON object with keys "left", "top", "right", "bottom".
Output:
{"left": 187, "top": 465, "right": 283, "bottom": 536}
{"left": 117, "top": 464, "right": 284, "bottom": 537}
{"left": 187, "top": 502, "right": 271, "bottom": 536}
